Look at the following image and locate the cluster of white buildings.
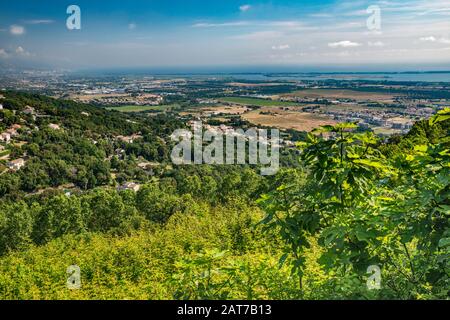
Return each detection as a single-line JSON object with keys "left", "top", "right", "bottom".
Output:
{"left": 116, "top": 134, "right": 143, "bottom": 144}
{"left": 48, "top": 123, "right": 61, "bottom": 130}
{"left": 7, "top": 158, "right": 26, "bottom": 171}
{"left": 0, "top": 124, "right": 21, "bottom": 143}
{"left": 117, "top": 182, "right": 141, "bottom": 192}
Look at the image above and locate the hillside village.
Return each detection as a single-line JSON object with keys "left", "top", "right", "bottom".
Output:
{"left": 0, "top": 93, "right": 176, "bottom": 196}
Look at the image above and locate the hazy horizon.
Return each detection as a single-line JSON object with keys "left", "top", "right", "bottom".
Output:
{"left": 1, "top": 0, "right": 450, "bottom": 71}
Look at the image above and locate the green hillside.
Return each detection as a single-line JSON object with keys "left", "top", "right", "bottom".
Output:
{"left": 0, "top": 92, "right": 448, "bottom": 300}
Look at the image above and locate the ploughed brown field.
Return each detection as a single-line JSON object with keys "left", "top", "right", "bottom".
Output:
{"left": 180, "top": 105, "right": 250, "bottom": 117}
{"left": 242, "top": 107, "right": 337, "bottom": 131}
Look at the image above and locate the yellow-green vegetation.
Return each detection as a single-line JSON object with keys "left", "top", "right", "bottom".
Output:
{"left": 0, "top": 150, "right": 9, "bottom": 158}
{"left": 0, "top": 202, "right": 331, "bottom": 300}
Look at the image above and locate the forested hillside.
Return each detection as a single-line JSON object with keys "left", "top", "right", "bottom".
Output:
{"left": 0, "top": 92, "right": 448, "bottom": 300}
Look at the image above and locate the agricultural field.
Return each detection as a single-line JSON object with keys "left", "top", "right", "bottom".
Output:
{"left": 372, "top": 127, "right": 404, "bottom": 136}
{"left": 321, "top": 103, "right": 399, "bottom": 112}
{"left": 219, "top": 97, "right": 300, "bottom": 107}
{"left": 283, "top": 89, "right": 402, "bottom": 102}
{"left": 181, "top": 105, "right": 250, "bottom": 117}
{"left": 201, "top": 105, "right": 250, "bottom": 115}
{"left": 242, "top": 106, "right": 337, "bottom": 131}
{"left": 71, "top": 93, "right": 129, "bottom": 102}
{"left": 106, "top": 104, "right": 178, "bottom": 113}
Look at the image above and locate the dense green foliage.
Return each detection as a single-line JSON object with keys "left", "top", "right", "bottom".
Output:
{"left": 0, "top": 92, "right": 183, "bottom": 200}
{"left": 0, "top": 92, "right": 448, "bottom": 300}
{"left": 259, "top": 110, "right": 450, "bottom": 299}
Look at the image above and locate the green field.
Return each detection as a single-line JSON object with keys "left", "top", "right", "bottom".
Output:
{"left": 219, "top": 97, "right": 299, "bottom": 107}
{"left": 373, "top": 127, "right": 403, "bottom": 135}
{"left": 0, "top": 150, "right": 9, "bottom": 158}
{"left": 106, "top": 104, "right": 178, "bottom": 113}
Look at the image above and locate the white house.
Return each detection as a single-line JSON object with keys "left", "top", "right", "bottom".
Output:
{"left": 7, "top": 158, "right": 26, "bottom": 171}
{"left": 6, "top": 128, "right": 18, "bottom": 137}
{"left": 0, "top": 132, "right": 11, "bottom": 143}
{"left": 23, "top": 106, "right": 36, "bottom": 115}
{"left": 117, "top": 182, "right": 141, "bottom": 192}
{"left": 48, "top": 123, "right": 61, "bottom": 130}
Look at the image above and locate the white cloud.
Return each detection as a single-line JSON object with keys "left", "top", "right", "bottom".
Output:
{"left": 328, "top": 40, "right": 362, "bottom": 48}
{"left": 192, "top": 20, "right": 312, "bottom": 30}
{"left": 439, "top": 37, "right": 450, "bottom": 44}
{"left": 420, "top": 36, "right": 437, "bottom": 42}
{"left": 239, "top": 5, "right": 252, "bottom": 12}
{"left": 15, "top": 46, "right": 31, "bottom": 56}
{"left": 0, "top": 49, "right": 8, "bottom": 59}
{"left": 128, "top": 23, "right": 137, "bottom": 30}
{"left": 192, "top": 20, "right": 312, "bottom": 31}
{"left": 0, "top": 47, "right": 31, "bottom": 59}
{"left": 368, "top": 41, "right": 385, "bottom": 47}
{"left": 419, "top": 36, "right": 450, "bottom": 44}
{"left": 272, "top": 44, "right": 290, "bottom": 50}
{"left": 417, "top": 8, "right": 450, "bottom": 16}
{"left": 10, "top": 25, "right": 25, "bottom": 36}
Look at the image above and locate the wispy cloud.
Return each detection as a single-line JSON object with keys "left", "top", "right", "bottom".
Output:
{"left": 0, "top": 46, "right": 33, "bottom": 59}
{"left": 328, "top": 40, "right": 362, "bottom": 48}
{"left": 419, "top": 36, "right": 450, "bottom": 44}
{"left": 23, "top": 19, "right": 54, "bottom": 25}
{"left": 15, "top": 46, "right": 32, "bottom": 57}
{"left": 272, "top": 44, "right": 290, "bottom": 51}
{"left": 2, "top": 0, "right": 450, "bottom": 68}
{"left": 0, "top": 49, "right": 8, "bottom": 59}
{"left": 239, "top": 5, "right": 252, "bottom": 12}
{"left": 192, "top": 20, "right": 312, "bottom": 30}
{"left": 10, "top": 25, "right": 25, "bottom": 36}
{"left": 420, "top": 36, "right": 437, "bottom": 42}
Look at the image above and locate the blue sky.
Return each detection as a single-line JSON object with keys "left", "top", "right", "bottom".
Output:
{"left": 1, "top": 0, "right": 450, "bottom": 70}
